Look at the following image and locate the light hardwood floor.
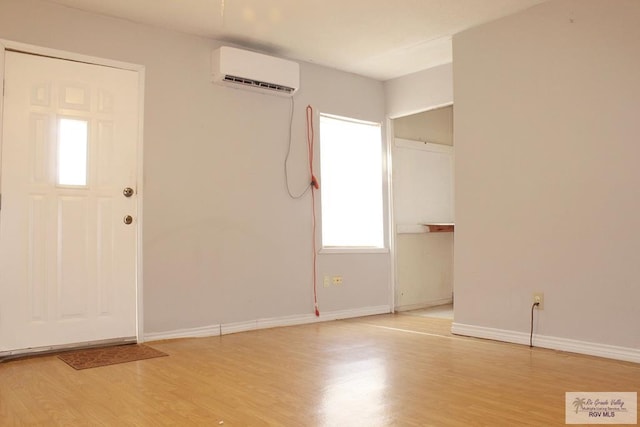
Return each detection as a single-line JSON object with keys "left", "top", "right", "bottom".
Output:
{"left": 1, "top": 314, "right": 638, "bottom": 426}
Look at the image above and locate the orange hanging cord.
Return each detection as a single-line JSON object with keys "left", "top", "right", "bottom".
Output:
{"left": 306, "top": 105, "right": 320, "bottom": 317}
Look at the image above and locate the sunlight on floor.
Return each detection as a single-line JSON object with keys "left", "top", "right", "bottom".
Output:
{"left": 401, "top": 304, "right": 453, "bottom": 320}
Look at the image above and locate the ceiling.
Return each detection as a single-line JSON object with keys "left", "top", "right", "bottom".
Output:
{"left": 44, "top": 0, "right": 548, "bottom": 81}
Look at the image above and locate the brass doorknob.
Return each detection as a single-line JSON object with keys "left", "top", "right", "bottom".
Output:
{"left": 123, "top": 215, "right": 133, "bottom": 225}
{"left": 123, "top": 187, "right": 134, "bottom": 197}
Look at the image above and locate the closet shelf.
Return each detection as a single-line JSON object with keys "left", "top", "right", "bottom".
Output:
{"left": 422, "top": 223, "right": 454, "bottom": 233}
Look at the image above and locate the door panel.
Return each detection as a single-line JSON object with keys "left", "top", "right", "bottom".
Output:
{"left": 0, "top": 51, "right": 139, "bottom": 353}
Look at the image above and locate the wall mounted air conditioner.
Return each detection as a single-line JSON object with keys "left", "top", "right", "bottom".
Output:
{"left": 211, "top": 46, "right": 300, "bottom": 97}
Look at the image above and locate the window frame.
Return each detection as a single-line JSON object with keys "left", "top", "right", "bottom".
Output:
{"left": 317, "top": 112, "right": 389, "bottom": 254}
{"left": 56, "top": 116, "right": 90, "bottom": 188}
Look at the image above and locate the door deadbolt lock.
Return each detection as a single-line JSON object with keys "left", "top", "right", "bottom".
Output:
{"left": 123, "top": 215, "right": 133, "bottom": 225}
{"left": 123, "top": 187, "right": 134, "bottom": 197}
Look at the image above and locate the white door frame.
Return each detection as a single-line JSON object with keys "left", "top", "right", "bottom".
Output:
{"left": 0, "top": 40, "right": 146, "bottom": 342}
{"left": 385, "top": 116, "right": 397, "bottom": 313}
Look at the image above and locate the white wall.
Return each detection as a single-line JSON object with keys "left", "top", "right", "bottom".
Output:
{"left": 395, "top": 233, "right": 453, "bottom": 310}
{"left": 385, "top": 63, "right": 453, "bottom": 119}
{"left": 394, "top": 106, "right": 453, "bottom": 146}
{"left": 0, "top": 0, "right": 390, "bottom": 335}
{"left": 453, "top": 0, "right": 640, "bottom": 354}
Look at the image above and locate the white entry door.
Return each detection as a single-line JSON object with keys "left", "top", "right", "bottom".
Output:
{"left": 0, "top": 51, "right": 140, "bottom": 354}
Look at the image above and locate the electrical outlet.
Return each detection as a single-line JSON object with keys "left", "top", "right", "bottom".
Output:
{"left": 323, "top": 276, "right": 330, "bottom": 288}
{"left": 332, "top": 275, "right": 343, "bottom": 286}
{"left": 533, "top": 292, "right": 544, "bottom": 310}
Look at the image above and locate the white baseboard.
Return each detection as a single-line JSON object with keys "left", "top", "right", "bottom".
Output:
{"left": 395, "top": 298, "right": 453, "bottom": 312}
{"left": 144, "top": 305, "right": 391, "bottom": 342}
{"left": 143, "top": 324, "right": 222, "bottom": 342}
{"left": 451, "top": 322, "right": 640, "bottom": 364}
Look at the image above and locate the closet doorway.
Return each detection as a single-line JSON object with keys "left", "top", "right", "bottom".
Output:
{"left": 391, "top": 105, "right": 454, "bottom": 319}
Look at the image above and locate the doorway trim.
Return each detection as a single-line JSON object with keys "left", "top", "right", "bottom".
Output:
{"left": 0, "top": 39, "right": 146, "bottom": 342}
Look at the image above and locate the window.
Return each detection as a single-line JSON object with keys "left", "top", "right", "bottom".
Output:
{"left": 57, "top": 118, "right": 89, "bottom": 186}
{"left": 319, "top": 114, "right": 384, "bottom": 249}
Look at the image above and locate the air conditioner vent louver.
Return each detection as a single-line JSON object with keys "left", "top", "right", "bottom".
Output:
{"left": 222, "top": 75, "right": 296, "bottom": 94}
{"left": 212, "top": 46, "right": 300, "bottom": 97}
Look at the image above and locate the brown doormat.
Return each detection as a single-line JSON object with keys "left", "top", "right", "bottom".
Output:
{"left": 58, "top": 344, "right": 167, "bottom": 370}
